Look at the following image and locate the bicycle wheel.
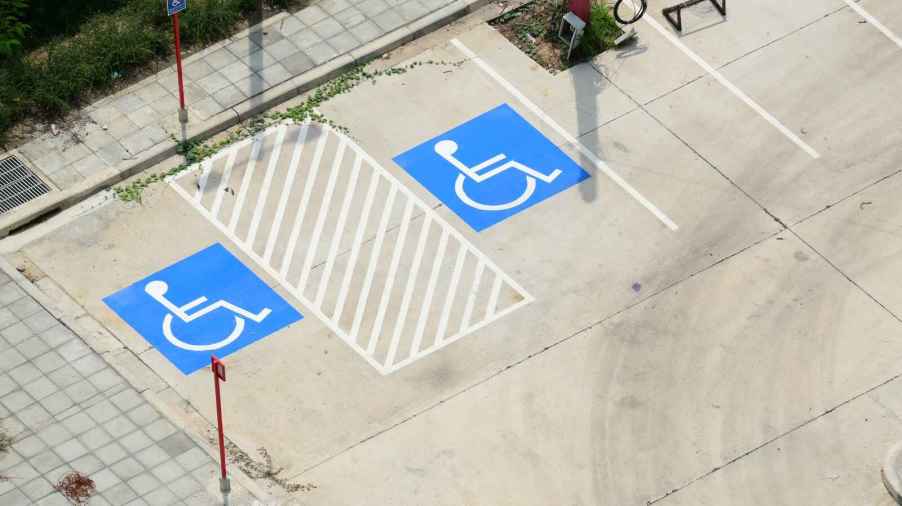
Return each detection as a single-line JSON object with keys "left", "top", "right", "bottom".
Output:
{"left": 613, "top": 0, "right": 648, "bottom": 24}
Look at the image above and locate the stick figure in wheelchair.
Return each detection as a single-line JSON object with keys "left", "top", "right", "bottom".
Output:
{"left": 434, "top": 139, "right": 563, "bottom": 211}
{"left": 145, "top": 280, "right": 271, "bottom": 352}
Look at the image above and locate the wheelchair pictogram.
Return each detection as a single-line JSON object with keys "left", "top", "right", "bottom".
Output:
{"left": 104, "top": 243, "right": 302, "bottom": 374}
{"left": 434, "top": 139, "right": 563, "bottom": 211}
{"left": 144, "top": 280, "right": 272, "bottom": 352}
{"left": 394, "top": 103, "right": 590, "bottom": 231}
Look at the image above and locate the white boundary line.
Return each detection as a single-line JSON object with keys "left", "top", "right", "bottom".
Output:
{"left": 449, "top": 38, "right": 679, "bottom": 231}
{"left": 637, "top": 14, "right": 822, "bottom": 159}
{"left": 844, "top": 0, "right": 902, "bottom": 49}
{"left": 169, "top": 121, "right": 535, "bottom": 375}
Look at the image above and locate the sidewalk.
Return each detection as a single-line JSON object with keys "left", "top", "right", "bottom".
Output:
{"left": 12, "top": 0, "right": 458, "bottom": 193}
{"left": 0, "top": 264, "right": 224, "bottom": 505}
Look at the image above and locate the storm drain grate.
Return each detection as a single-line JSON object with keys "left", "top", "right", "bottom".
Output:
{"left": 0, "top": 155, "right": 51, "bottom": 214}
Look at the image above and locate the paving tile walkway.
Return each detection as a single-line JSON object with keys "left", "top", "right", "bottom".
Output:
{"left": 11, "top": 0, "right": 453, "bottom": 192}
{"left": 0, "top": 267, "right": 220, "bottom": 505}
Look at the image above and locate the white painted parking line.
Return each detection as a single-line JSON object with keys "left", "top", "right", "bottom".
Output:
{"left": 264, "top": 125, "right": 308, "bottom": 263}
{"left": 229, "top": 137, "right": 263, "bottom": 232}
{"left": 169, "top": 121, "right": 533, "bottom": 374}
{"left": 194, "top": 159, "right": 212, "bottom": 203}
{"left": 844, "top": 0, "right": 902, "bottom": 49}
{"left": 637, "top": 14, "right": 822, "bottom": 159}
{"left": 449, "top": 38, "right": 680, "bottom": 232}
{"left": 210, "top": 149, "right": 237, "bottom": 220}
{"left": 247, "top": 125, "right": 287, "bottom": 247}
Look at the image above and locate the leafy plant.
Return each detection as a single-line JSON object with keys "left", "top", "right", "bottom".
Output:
{"left": 573, "top": 2, "right": 620, "bottom": 60}
{"left": 27, "top": 11, "right": 168, "bottom": 116}
{"left": 0, "top": 0, "right": 310, "bottom": 139}
{"left": 0, "top": 0, "right": 28, "bottom": 58}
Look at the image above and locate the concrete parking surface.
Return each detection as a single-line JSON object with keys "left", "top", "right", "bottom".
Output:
{"left": 3, "top": 0, "right": 902, "bottom": 504}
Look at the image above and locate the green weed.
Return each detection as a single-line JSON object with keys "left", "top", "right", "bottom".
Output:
{"left": 114, "top": 59, "right": 463, "bottom": 202}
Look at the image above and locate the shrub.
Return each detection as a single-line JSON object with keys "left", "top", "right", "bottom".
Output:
{"left": 26, "top": 11, "right": 168, "bottom": 116}
{"left": 0, "top": 0, "right": 28, "bottom": 58}
{"left": 179, "top": 0, "right": 242, "bottom": 45}
{"left": 574, "top": 2, "right": 620, "bottom": 60}
{"left": 0, "top": 0, "right": 303, "bottom": 140}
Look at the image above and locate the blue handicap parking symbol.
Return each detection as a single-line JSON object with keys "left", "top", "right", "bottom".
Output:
{"left": 104, "top": 243, "right": 302, "bottom": 374}
{"left": 393, "top": 103, "right": 590, "bottom": 231}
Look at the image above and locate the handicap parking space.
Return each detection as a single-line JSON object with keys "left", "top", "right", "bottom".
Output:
{"left": 11, "top": 5, "right": 902, "bottom": 501}
{"left": 103, "top": 243, "right": 302, "bottom": 374}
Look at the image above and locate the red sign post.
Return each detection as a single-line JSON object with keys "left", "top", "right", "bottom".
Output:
{"left": 173, "top": 14, "right": 187, "bottom": 122}
{"left": 167, "top": 0, "right": 189, "bottom": 123}
{"left": 211, "top": 356, "right": 230, "bottom": 504}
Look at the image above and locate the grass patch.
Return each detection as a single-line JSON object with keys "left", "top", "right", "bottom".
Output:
{"left": 490, "top": 0, "right": 621, "bottom": 72}
{"left": 0, "top": 0, "right": 305, "bottom": 143}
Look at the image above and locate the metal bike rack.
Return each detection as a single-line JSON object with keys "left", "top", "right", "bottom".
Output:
{"left": 662, "top": 0, "right": 726, "bottom": 32}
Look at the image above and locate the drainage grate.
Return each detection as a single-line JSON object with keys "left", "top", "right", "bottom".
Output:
{"left": 0, "top": 155, "right": 51, "bottom": 214}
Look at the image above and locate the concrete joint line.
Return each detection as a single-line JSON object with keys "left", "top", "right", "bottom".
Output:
{"left": 649, "top": 365, "right": 902, "bottom": 504}
{"left": 637, "top": 3, "right": 848, "bottom": 110}
{"left": 290, "top": 229, "right": 784, "bottom": 479}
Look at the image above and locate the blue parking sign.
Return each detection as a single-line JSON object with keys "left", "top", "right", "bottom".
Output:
{"left": 104, "top": 243, "right": 302, "bottom": 374}
{"left": 393, "top": 104, "right": 590, "bottom": 231}
{"left": 167, "top": 0, "right": 187, "bottom": 16}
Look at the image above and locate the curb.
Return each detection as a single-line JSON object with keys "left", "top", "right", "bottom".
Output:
{"left": 884, "top": 441, "right": 902, "bottom": 504}
{"left": 0, "top": 0, "right": 491, "bottom": 239}
{"left": 0, "top": 254, "right": 270, "bottom": 501}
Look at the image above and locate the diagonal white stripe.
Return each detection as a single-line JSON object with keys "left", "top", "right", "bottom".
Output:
{"left": 409, "top": 228, "right": 449, "bottom": 360}
{"left": 333, "top": 173, "right": 380, "bottom": 324}
{"left": 298, "top": 138, "right": 347, "bottom": 293}
{"left": 350, "top": 184, "right": 397, "bottom": 344}
{"left": 264, "top": 124, "right": 309, "bottom": 263}
{"left": 246, "top": 125, "right": 287, "bottom": 248}
{"left": 434, "top": 244, "right": 467, "bottom": 346}
{"left": 384, "top": 214, "right": 432, "bottom": 368}
{"left": 367, "top": 198, "right": 415, "bottom": 355}
{"left": 210, "top": 149, "right": 238, "bottom": 220}
{"left": 279, "top": 128, "right": 330, "bottom": 277}
{"left": 316, "top": 151, "right": 362, "bottom": 307}
{"left": 228, "top": 136, "right": 264, "bottom": 233}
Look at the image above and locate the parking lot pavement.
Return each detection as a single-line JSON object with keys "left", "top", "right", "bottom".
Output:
{"left": 6, "top": 0, "right": 902, "bottom": 503}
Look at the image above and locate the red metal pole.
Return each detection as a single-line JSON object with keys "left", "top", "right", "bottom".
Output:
{"left": 173, "top": 13, "right": 186, "bottom": 114}
{"left": 212, "top": 356, "right": 227, "bottom": 481}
